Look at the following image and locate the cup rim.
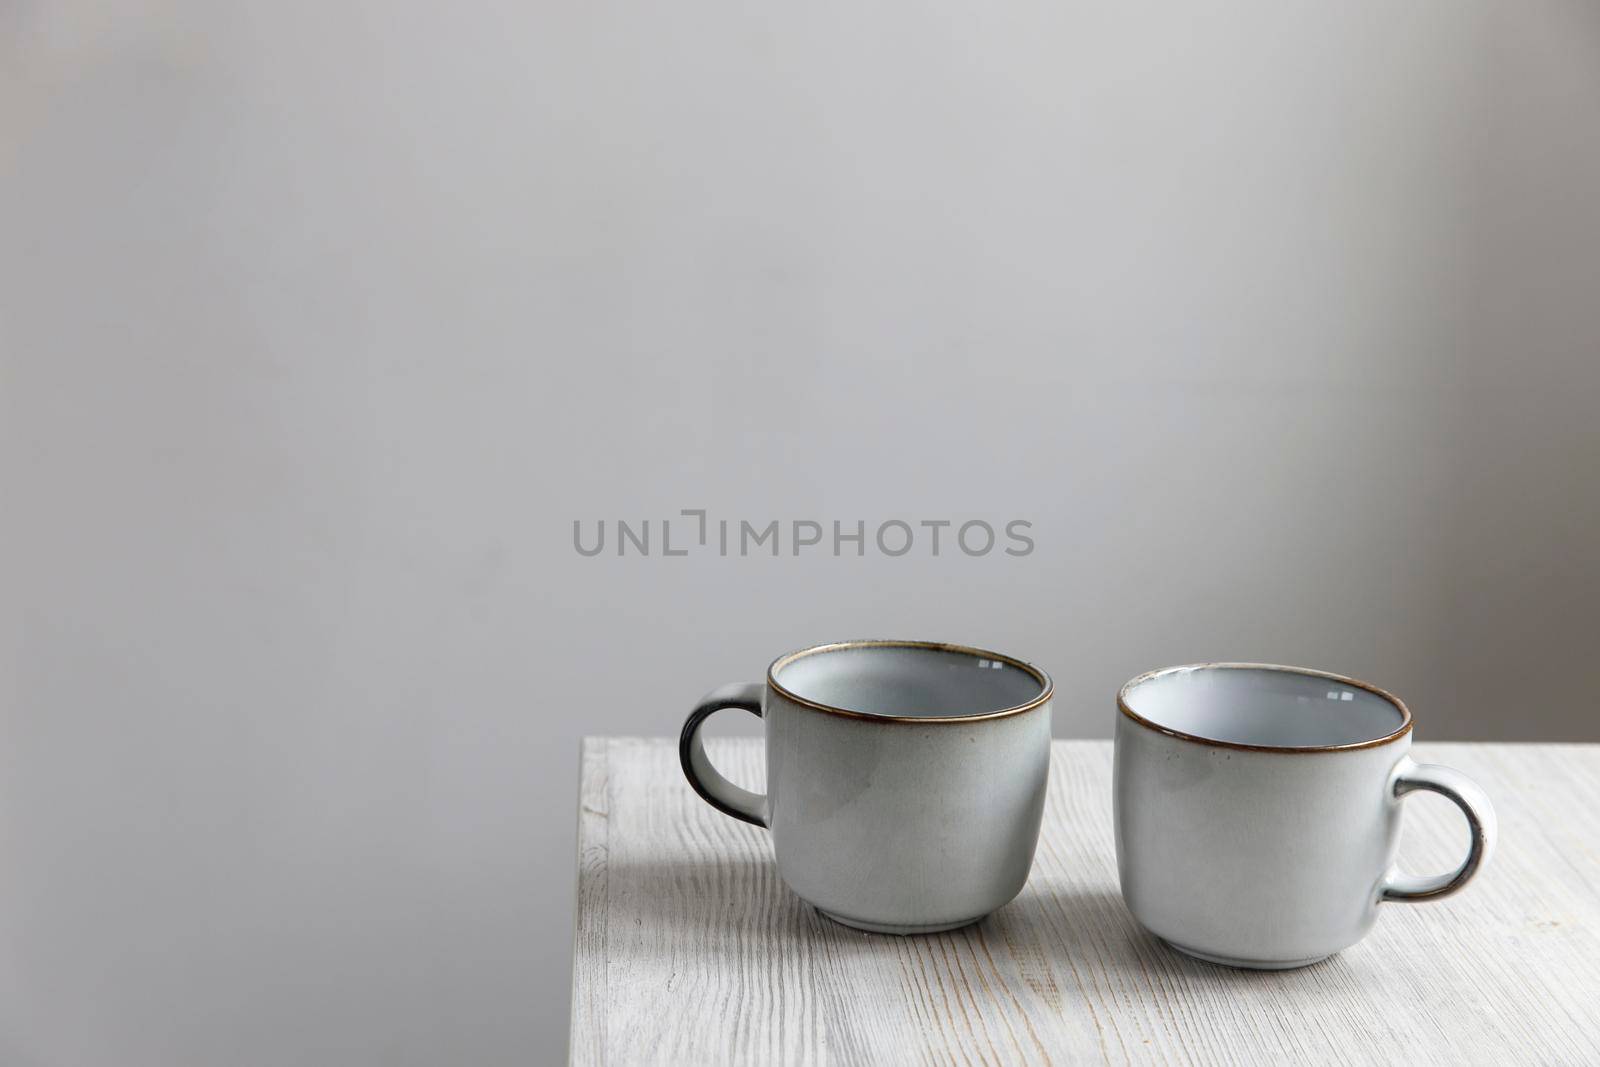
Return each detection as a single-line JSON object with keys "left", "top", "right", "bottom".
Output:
{"left": 1117, "top": 662, "right": 1414, "bottom": 753}
{"left": 767, "top": 639, "right": 1054, "bottom": 724}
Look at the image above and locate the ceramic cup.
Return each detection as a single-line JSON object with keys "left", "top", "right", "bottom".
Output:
{"left": 680, "top": 640, "right": 1053, "bottom": 934}
{"left": 1114, "top": 662, "right": 1495, "bottom": 969}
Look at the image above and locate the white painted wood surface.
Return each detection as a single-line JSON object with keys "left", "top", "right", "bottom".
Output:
{"left": 571, "top": 739, "right": 1600, "bottom": 1065}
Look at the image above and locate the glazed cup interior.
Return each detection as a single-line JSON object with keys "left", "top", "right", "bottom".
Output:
{"left": 1120, "top": 664, "right": 1409, "bottom": 749}
{"left": 771, "top": 641, "right": 1049, "bottom": 720}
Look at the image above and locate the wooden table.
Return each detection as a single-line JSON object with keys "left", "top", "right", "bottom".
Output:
{"left": 571, "top": 738, "right": 1600, "bottom": 1065}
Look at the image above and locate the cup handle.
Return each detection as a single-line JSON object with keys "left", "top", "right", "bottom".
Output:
{"left": 1380, "top": 757, "right": 1497, "bottom": 902}
{"left": 678, "top": 682, "right": 767, "bottom": 828}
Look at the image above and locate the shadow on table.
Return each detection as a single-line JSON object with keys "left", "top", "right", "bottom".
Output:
{"left": 600, "top": 857, "right": 1349, "bottom": 986}
{"left": 1000, "top": 879, "right": 1352, "bottom": 984}
{"left": 601, "top": 855, "right": 822, "bottom": 940}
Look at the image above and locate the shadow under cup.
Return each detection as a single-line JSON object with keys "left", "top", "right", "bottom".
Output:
{"left": 681, "top": 641, "right": 1054, "bottom": 934}
{"left": 1113, "top": 663, "right": 1494, "bottom": 969}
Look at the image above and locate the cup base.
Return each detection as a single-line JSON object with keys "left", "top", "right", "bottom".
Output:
{"left": 1163, "top": 939, "right": 1333, "bottom": 970}
{"left": 816, "top": 908, "right": 984, "bottom": 936}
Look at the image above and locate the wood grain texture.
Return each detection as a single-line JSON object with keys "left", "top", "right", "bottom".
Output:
{"left": 571, "top": 739, "right": 1600, "bottom": 1065}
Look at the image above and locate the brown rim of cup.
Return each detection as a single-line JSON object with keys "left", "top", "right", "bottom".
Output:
{"left": 767, "top": 639, "right": 1053, "bottom": 725}
{"left": 1117, "top": 662, "right": 1414, "bottom": 754}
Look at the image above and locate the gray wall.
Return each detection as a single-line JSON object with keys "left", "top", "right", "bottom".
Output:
{"left": 3, "top": 1, "right": 1597, "bottom": 1063}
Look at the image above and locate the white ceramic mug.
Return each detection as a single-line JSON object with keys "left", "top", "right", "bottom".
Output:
{"left": 1114, "top": 663, "right": 1496, "bottom": 968}
{"left": 680, "top": 640, "right": 1053, "bottom": 934}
